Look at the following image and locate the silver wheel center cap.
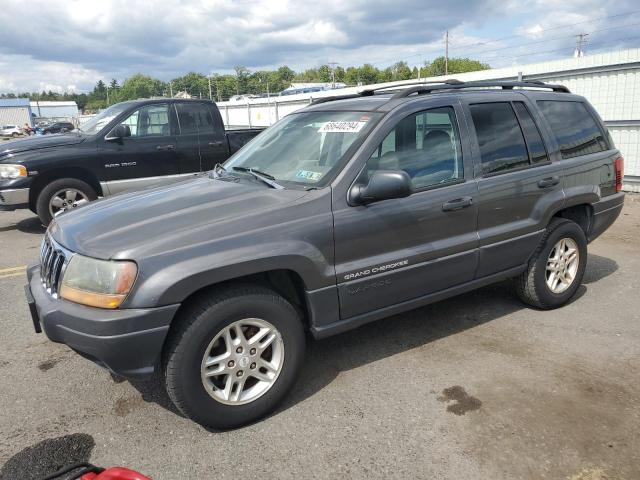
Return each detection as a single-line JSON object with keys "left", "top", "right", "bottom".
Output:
{"left": 238, "top": 356, "right": 250, "bottom": 368}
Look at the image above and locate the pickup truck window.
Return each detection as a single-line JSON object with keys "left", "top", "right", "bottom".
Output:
{"left": 121, "top": 104, "right": 171, "bottom": 138}
{"left": 224, "top": 111, "right": 381, "bottom": 186}
{"left": 536, "top": 100, "right": 609, "bottom": 159}
{"left": 80, "top": 102, "right": 131, "bottom": 135}
{"left": 367, "top": 106, "right": 463, "bottom": 190}
{"left": 176, "top": 103, "right": 214, "bottom": 135}
{"left": 470, "top": 102, "right": 530, "bottom": 175}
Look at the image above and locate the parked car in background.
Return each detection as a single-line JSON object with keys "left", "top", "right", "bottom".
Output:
{"left": 1, "top": 125, "right": 23, "bottom": 138}
{"left": 25, "top": 80, "right": 624, "bottom": 429}
{"left": 41, "top": 121, "right": 75, "bottom": 134}
{"left": 0, "top": 98, "right": 264, "bottom": 224}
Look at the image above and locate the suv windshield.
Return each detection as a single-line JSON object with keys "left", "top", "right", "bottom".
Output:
{"left": 224, "top": 111, "right": 382, "bottom": 187}
{"left": 78, "top": 102, "right": 132, "bottom": 135}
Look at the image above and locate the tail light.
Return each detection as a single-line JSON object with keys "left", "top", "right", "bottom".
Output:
{"left": 614, "top": 156, "right": 624, "bottom": 193}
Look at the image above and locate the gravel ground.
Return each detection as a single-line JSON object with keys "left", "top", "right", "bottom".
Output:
{"left": 0, "top": 197, "right": 639, "bottom": 480}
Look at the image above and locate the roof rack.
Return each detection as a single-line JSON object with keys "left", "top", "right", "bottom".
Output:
{"left": 309, "top": 79, "right": 570, "bottom": 106}
{"left": 309, "top": 79, "right": 465, "bottom": 106}
{"left": 390, "top": 80, "right": 570, "bottom": 99}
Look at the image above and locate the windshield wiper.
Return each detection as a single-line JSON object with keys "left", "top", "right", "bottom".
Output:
{"left": 232, "top": 167, "right": 284, "bottom": 189}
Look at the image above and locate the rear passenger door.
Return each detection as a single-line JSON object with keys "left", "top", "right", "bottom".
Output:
{"left": 175, "top": 102, "right": 228, "bottom": 174}
{"left": 332, "top": 102, "right": 479, "bottom": 319}
{"left": 461, "top": 95, "right": 564, "bottom": 278}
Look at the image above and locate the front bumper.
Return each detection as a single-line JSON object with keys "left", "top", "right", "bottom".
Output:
{"left": 0, "top": 187, "right": 29, "bottom": 210}
{"left": 26, "top": 265, "right": 180, "bottom": 378}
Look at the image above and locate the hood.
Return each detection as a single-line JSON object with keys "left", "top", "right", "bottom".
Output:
{"left": 0, "top": 134, "right": 85, "bottom": 157}
{"left": 50, "top": 176, "right": 308, "bottom": 260}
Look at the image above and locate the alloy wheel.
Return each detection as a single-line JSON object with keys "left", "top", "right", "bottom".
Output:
{"left": 545, "top": 237, "right": 580, "bottom": 294}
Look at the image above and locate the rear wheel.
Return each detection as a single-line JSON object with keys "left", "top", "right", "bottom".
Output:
{"left": 163, "top": 285, "right": 305, "bottom": 429}
{"left": 11, "top": 132, "right": 19, "bottom": 138}
{"left": 515, "top": 218, "right": 587, "bottom": 309}
{"left": 35, "top": 178, "right": 97, "bottom": 225}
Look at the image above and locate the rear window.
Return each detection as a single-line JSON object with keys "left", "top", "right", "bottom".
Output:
{"left": 536, "top": 100, "right": 609, "bottom": 159}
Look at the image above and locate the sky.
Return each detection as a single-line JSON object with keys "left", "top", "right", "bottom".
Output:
{"left": 0, "top": 0, "right": 639, "bottom": 93}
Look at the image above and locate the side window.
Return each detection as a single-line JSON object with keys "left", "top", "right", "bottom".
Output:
{"left": 536, "top": 100, "right": 609, "bottom": 159}
{"left": 176, "top": 103, "right": 214, "bottom": 135}
{"left": 368, "top": 106, "right": 463, "bottom": 190}
{"left": 513, "top": 102, "right": 549, "bottom": 164}
{"left": 120, "top": 104, "right": 170, "bottom": 138}
{"left": 469, "top": 102, "right": 529, "bottom": 175}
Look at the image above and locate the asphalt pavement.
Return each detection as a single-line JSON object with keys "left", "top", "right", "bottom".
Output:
{"left": 0, "top": 198, "right": 639, "bottom": 480}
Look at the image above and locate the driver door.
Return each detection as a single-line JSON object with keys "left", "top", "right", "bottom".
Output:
{"left": 332, "top": 102, "right": 479, "bottom": 319}
{"left": 99, "top": 103, "right": 181, "bottom": 195}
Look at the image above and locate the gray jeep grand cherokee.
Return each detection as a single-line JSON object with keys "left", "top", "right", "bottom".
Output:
{"left": 25, "top": 80, "right": 625, "bottom": 428}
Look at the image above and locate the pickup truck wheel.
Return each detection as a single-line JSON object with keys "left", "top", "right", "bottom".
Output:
{"left": 163, "top": 285, "right": 305, "bottom": 429}
{"left": 35, "top": 178, "right": 97, "bottom": 225}
{"left": 515, "top": 218, "right": 587, "bottom": 309}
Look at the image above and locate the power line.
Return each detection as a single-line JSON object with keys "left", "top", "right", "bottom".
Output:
{"left": 451, "top": 21, "right": 640, "bottom": 58}
{"left": 448, "top": 9, "right": 640, "bottom": 51}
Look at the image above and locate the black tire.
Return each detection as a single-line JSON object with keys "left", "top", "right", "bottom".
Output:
{"left": 11, "top": 132, "right": 19, "bottom": 138}
{"left": 163, "top": 284, "right": 306, "bottom": 429}
{"left": 515, "top": 218, "right": 587, "bottom": 309}
{"left": 35, "top": 178, "right": 97, "bottom": 226}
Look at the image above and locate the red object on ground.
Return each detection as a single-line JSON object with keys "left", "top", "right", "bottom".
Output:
{"left": 80, "top": 467, "right": 151, "bottom": 480}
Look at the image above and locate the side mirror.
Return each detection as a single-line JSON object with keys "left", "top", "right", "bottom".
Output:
{"left": 108, "top": 124, "right": 131, "bottom": 140}
{"left": 349, "top": 170, "right": 412, "bottom": 205}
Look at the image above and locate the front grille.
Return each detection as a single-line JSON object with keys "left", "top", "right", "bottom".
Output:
{"left": 40, "top": 234, "right": 68, "bottom": 297}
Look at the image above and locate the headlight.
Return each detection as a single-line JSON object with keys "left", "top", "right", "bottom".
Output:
{"left": 59, "top": 255, "right": 137, "bottom": 309}
{"left": 0, "top": 164, "right": 27, "bottom": 179}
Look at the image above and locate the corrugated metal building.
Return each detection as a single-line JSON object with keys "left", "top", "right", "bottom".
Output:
{"left": 0, "top": 98, "right": 32, "bottom": 127}
{"left": 30, "top": 101, "right": 79, "bottom": 119}
{"left": 218, "top": 48, "right": 640, "bottom": 191}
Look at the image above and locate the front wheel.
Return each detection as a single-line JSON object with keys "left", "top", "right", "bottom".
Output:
{"left": 35, "top": 178, "right": 97, "bottom": 225}
{"left": 163, "top": 285, "right": 305, "bottom": 429}
{"left": 515, "top": 218, "right": 587, "bottom": 309}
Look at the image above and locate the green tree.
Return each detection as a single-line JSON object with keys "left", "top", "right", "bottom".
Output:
{"left": 119, "top": 74, "right": 166, "bottom": 101}
{"left": 424, "top": 57, "right": 490, "bottom": 77}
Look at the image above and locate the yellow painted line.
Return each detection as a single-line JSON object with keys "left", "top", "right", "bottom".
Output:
{"left": 0, "top": 265, "right": 27, "bottom": 274}
{"left": 0, "top": 271, "right": 26, "bottom": 279}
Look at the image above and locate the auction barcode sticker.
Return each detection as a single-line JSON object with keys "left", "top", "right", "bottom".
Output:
{"left": 318, "top": 121, "right": 367, "bottom": 133}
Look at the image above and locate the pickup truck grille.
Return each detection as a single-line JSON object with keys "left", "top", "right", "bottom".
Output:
{"left": 40, "top": 234, "right": 69, "bottom": 298}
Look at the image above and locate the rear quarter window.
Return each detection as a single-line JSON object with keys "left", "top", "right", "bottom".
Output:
{"left": 536, "top": 100, "right": 609, "bottom": 159}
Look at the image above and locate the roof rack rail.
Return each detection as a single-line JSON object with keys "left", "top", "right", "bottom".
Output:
{"left": 309, "top": 79, "right": 465, "bottom": 106}
{"left": 390, "top": 80, "right": 570, "bottom": 99}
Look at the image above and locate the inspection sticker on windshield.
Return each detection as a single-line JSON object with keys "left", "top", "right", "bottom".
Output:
{"left": 318, "top": 121, "right": 366, "bottom": 133}
{"left": 296, "top": 170, "right": 323, "bottom": 181}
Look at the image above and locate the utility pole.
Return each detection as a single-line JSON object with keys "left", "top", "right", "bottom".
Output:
{"left": 574, "top": 33, "right": 588, "bottom": 58}
{"left": 208, "top": 75, "right": 212, "bottom": 100}
{"left": 169, "top": 81, "right": 173, "bottom": 97}
{"left": 328, "top": 62, "right": 339, "bottom": 89}
{"left": 445, "top": 30, "right": 449, "bottom": 76}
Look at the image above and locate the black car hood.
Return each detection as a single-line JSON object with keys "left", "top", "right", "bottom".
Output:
{"left": 0, "top": 134, "right": 85, "bottom": 157}
{"left": 50, "top": 176, "right": 308, "bottom": 260}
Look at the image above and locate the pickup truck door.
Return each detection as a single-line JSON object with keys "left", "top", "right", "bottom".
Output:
{"left": 332, "top": 101, "right": 479, "bottom": 319}
{"left": 460, "top": 94, "right": 564, "bottom": 278}
{"left": 99, "top": 103, "right": 181, "bottom": 195}
{"left": 175, "top": 102, "right": 229, "bottom": 174}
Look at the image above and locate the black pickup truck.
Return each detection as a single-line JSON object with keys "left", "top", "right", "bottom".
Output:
{"left": 26, "top": 80, "right": 624, "bottom": 429}
{"left": 0, "top": 98, "right": 262, "bottom": 224}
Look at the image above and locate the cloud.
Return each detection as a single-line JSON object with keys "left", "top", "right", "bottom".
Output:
{"left": 0, "top": 0, "right": 638, "bottom": 93}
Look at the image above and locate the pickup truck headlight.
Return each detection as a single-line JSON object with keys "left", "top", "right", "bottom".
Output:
{"left": 59, "top": 255, "right": 137, "bottom": 309}
{"left": 0, "top": 164, "right": 27, "bottom": 179}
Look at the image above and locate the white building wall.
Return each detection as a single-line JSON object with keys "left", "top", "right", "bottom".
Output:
{"left": 0, "top": 107, "right": 31, "bottom": 127}
{"left": 217, "top": 48, "right": 640, "bottom": 191}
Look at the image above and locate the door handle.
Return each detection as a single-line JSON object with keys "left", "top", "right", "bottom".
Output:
{"left": 537, "top": 176, "right": 560, "bottom": 188}
{"left": 156, "top": 144, "right": 175, "bottom": 151}
{"left": 442, "top": 196, "right": 473, "bottom": 212}
{"left": 208, "top": 141, "right": 224, "bottom": 147}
